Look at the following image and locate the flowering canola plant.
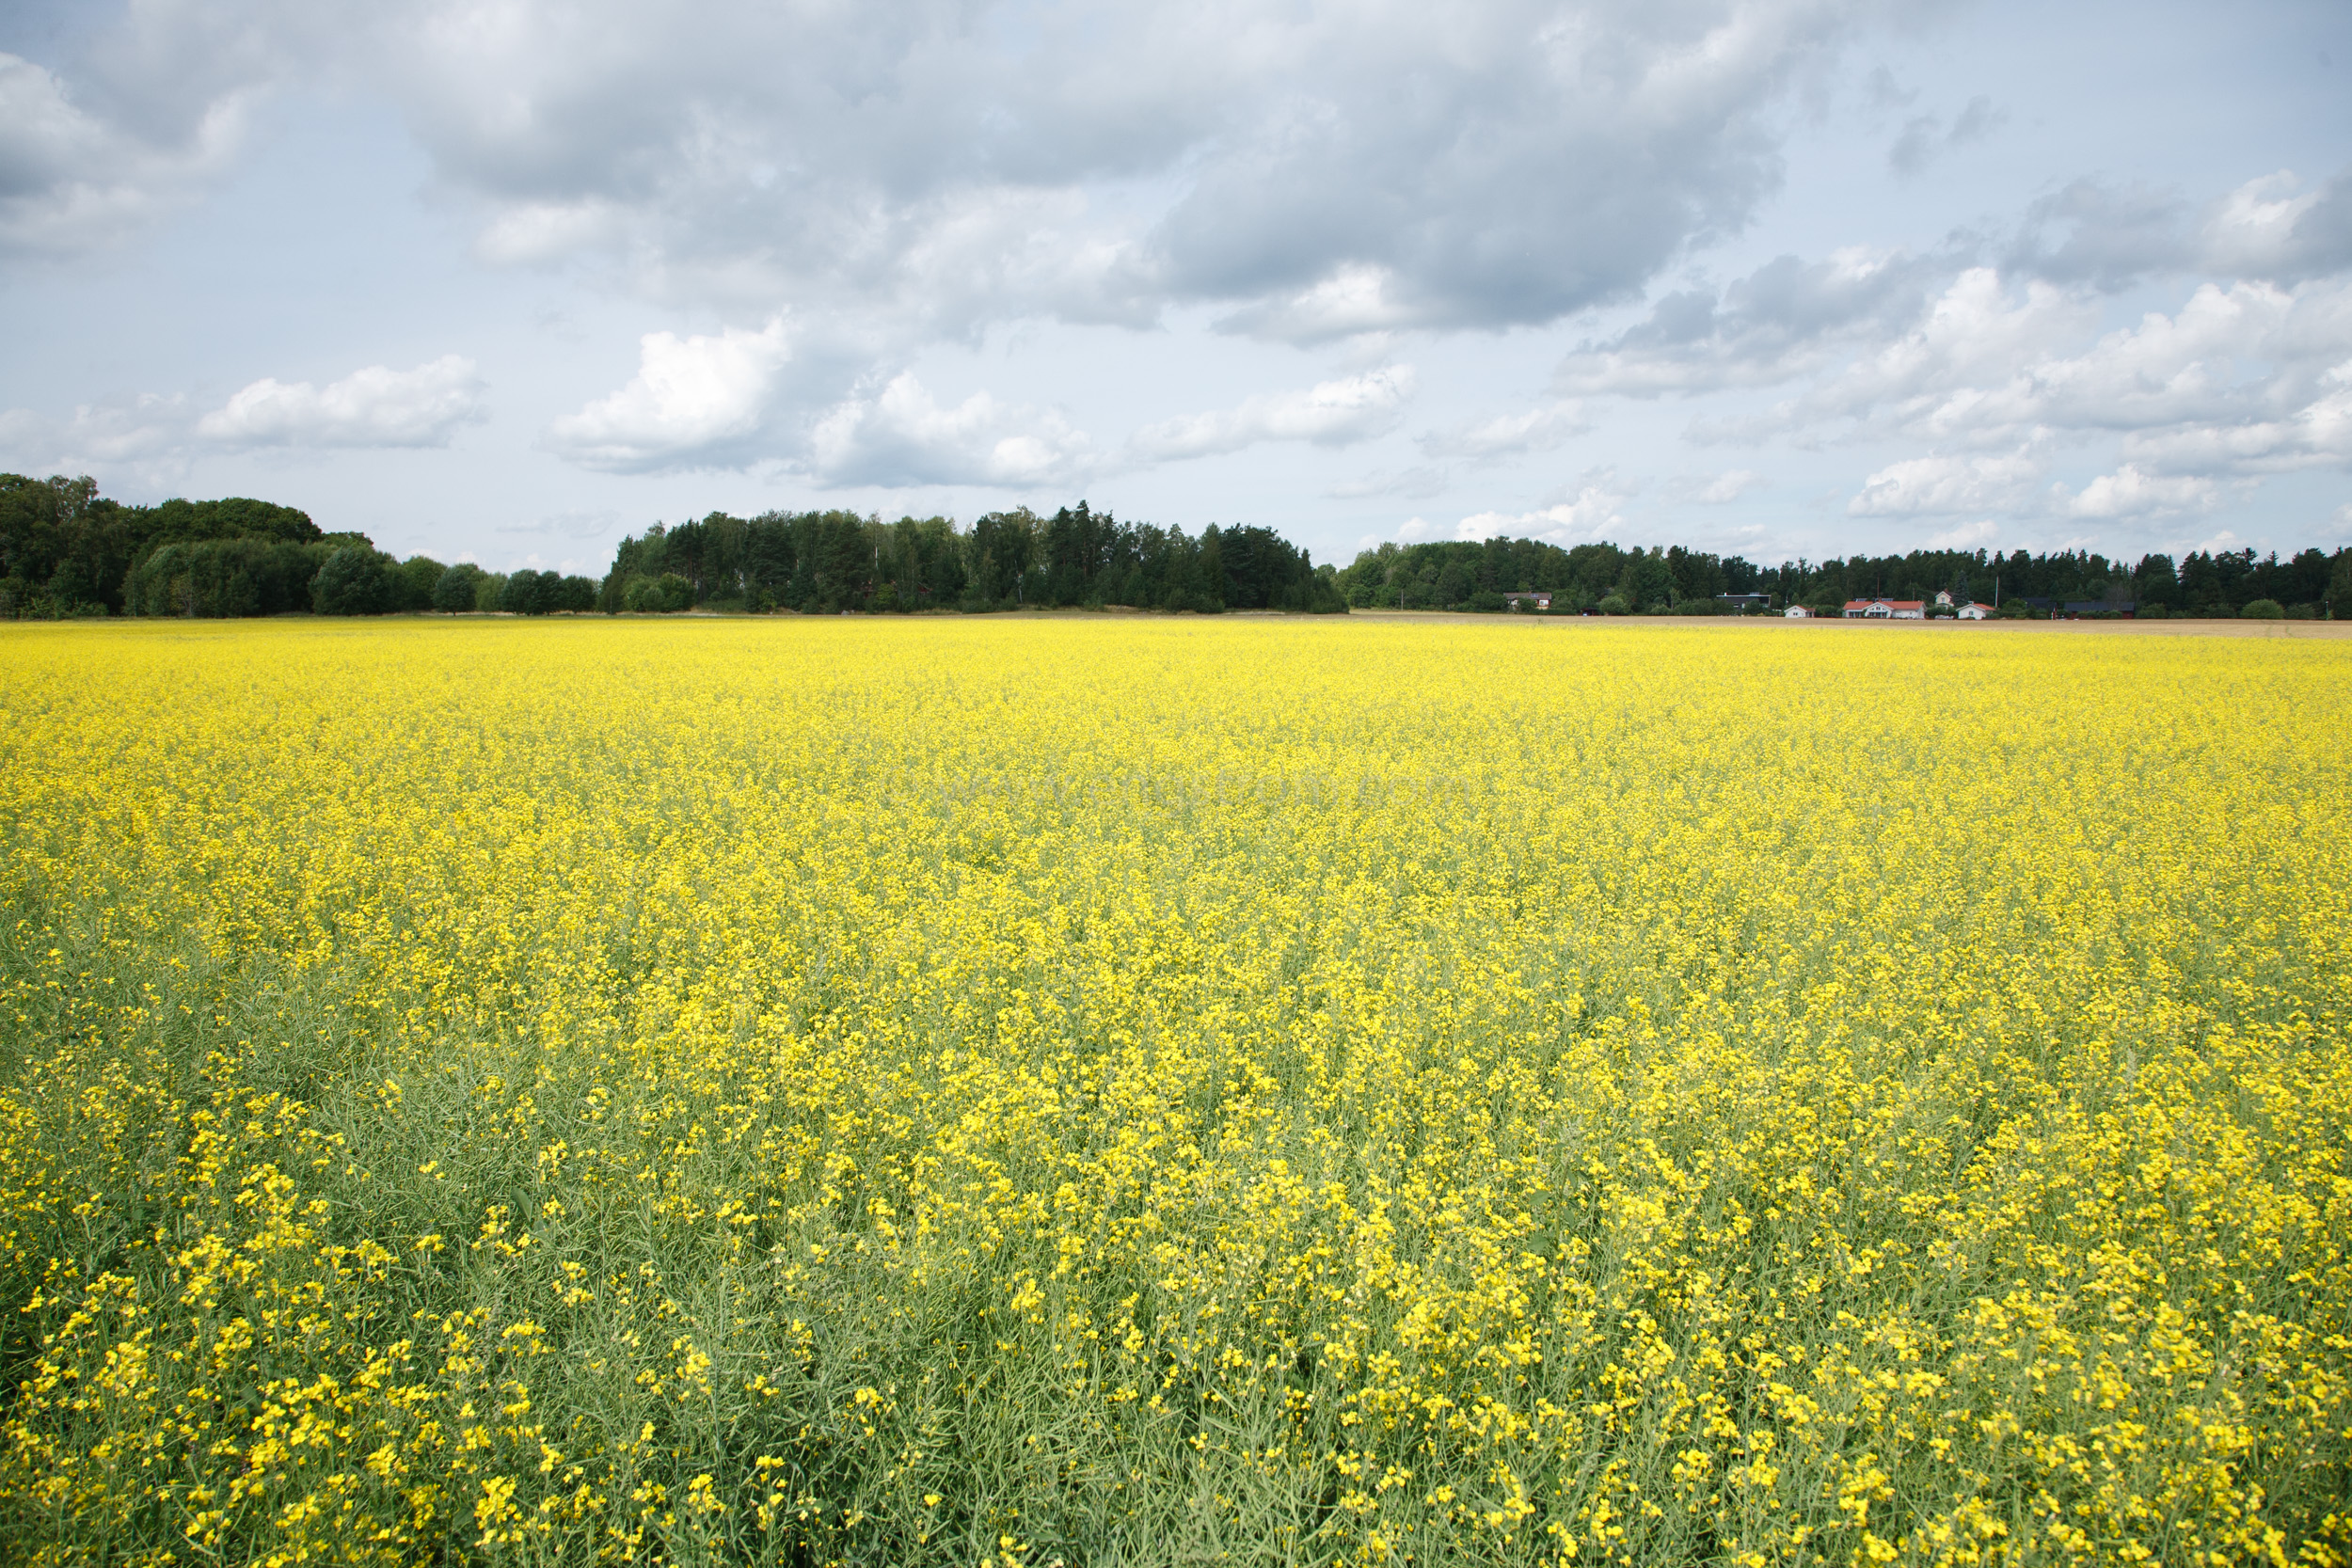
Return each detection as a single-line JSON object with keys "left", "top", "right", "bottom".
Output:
{"left": 0, "top": 616, "right": 2346, "bottom": 1566}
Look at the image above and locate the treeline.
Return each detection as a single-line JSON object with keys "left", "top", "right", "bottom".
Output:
{"left": 1339, "top": 539, "right": 1767, "bottom": 612}
{"left": 1, "top": 474, "right": 598, "bottom": 619}
{"left": 1753, "top": 545, "right": 2349, "bottom": 619}
{"left": 8, "top": 470, "right": 2347, "bottom": 622}
{"left": 3, "top": 477, "right": 1343, "bottom": 619}
{"left": 3, "top": 475, "right": 325, "bottom": 617}
{"left": 1337, "top": 537, "right": 2352, "bottom": 617}
{"left": 603, "top": 503, "right": 1345, "bottom": 614}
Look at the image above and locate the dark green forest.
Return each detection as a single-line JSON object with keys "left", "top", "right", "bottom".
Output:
{"left": 1, "top": 474, "right": 599, "bottom": 619}
{"left": 5, "top": 471, "right": 2347, "bottom": 621}
{"left": 602, "top": 503, "right": 1343, "bottom": 613}
{"left": 1334, "top": 536, "right": 2352, "bottom": 618}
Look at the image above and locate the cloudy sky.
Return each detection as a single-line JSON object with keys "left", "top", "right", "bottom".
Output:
{"left": 2, "top": 0, "right": 2347, "bottom": 575}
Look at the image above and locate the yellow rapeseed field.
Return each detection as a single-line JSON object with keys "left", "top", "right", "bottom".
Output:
{"left": 0, "top": 616, "right": 2346, "bottom": 1567}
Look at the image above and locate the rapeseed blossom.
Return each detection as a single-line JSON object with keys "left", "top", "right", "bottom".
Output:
{"left": 0, "top": 616, "right": 2344, "bottom": 1564}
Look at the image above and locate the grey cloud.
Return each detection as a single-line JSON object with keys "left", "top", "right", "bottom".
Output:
{"left": 1157, "top": 0, "right": 1876, "bottom": 340}
{"left": 2006, "top": 180, "right": 2194, "bottom": 288}
{"left": 0, "top": 0, "right": 334, "bottom": 260}
{"left": 1887, "top": 116, "right": 1940, "bottom": 177}
{"left": 0, "top": 49, "right": 253, "bottom": 256}
{"left": 1948, "top": 95, "right": 2003, "bottom": 146}
{"left": 2119, "top": 388, "right": 2352, "bottom": 478}
{"left": 2199, "top": 169, "right": 2352, "bottom": 283}
{"left": 1888, "top": 96, "right": 2004, "bottom": 176}
{"left": 7, "top": 0, "right": 1909, "bottom": 341}
{"left": 2008, "top": 168, "right": 2352, "bottom": 291}
{"left": 1554, "top": 247, "right": 1947, "bottom": 396}
{"left": 1864, "top": 65, "right": 1917, "bottom": 110}
{"left": 2288, "top": 174, "right": 2352, "bottom": 277}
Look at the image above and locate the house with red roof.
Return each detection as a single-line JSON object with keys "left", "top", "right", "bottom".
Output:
{"left": 1841, "top": 598, "right": 1927, "bottom": 619}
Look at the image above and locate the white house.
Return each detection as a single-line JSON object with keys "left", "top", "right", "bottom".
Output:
{"left": 1956, "top": 601, "right": 1992, "bottom": 620}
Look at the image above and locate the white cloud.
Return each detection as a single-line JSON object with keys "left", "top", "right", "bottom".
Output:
{"left": 1693, "top": 467, "right": 1764, "bottom": 503}
{"left": 1923, "top": 519, "right": 2006, "bottom": 549}
{"left": 1417, "top": 402, "right": 1587, "bottom": 461}
{"left": 1859, "top": 275, "right": 2352, "bottom": 474}
{"left": 1215, "top": 265, "right": 1414, "bottom": 343}
{"left": 808, "top": 372, "right": 1095, "bottom": 489}
{"left": 1125, "top": 367, "right": 1415, "bottom": 463}
{"left": 1781, "top": 268, "right": 2094, "bottom": 438}
{"left": 541, "top": 318, "right": 790, "bottom": 473}
{"left": 1848, "top": 453, "right": 2043, "bottom": 516}
{"left": 524, "top": 303, "right": 1014, "bottom": 483}
{"left": 3, "top": 355, "right": 487, "bottom": 478}
{"left": 474, "top": 198, "right": 628, "bottom": 267}
{"left": 1573, "top": 192, "right": 2352, "bottom": 523}
{"left": 0, "top": 396, "right": 205, "bottom": 495}
{"left": 1944, "top": 279, "right": 2333, "bottom": 439}
{"left": 196, "top": 356, "right": 485, "bottom": 449}
{"left": 0, "top": 392, "right": 189, "bottom": 468}
{"left": 2054, "top": 464, "right": 2217, "bottom": 519}
{"left": 1454, "top": 484, "right": 1627, "bottom": 544}
{"left": 1682, "top": 260, "right": 2352, "bottom": 507}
